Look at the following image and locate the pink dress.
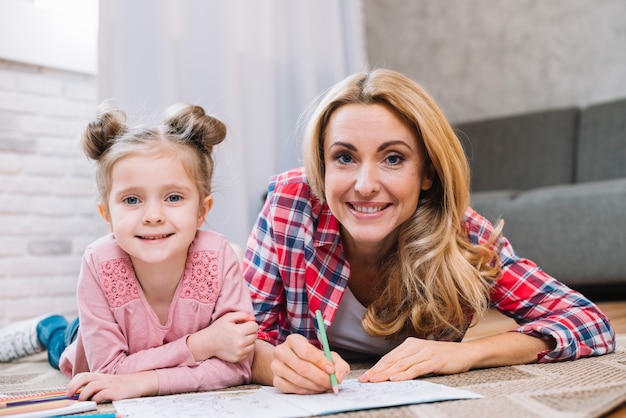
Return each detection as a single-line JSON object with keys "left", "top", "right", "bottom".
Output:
{"left": 60, "top": 230, "right": 253, "bottom": 395}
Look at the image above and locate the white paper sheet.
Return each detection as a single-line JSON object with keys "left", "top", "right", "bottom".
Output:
{"left": 113, "top": 379, "right": 482, "bottom": 418}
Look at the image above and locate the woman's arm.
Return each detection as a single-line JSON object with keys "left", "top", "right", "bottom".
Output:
{"left": 242, "top": 192, "right": 287, "bottom": 346}
{"left": 359, "top": 331, "right": 552, "bottom": 383}
{"left": 253, "top": 334, "right": 350, "bottom": 394}
{"left": 251, "top": 338, "right": 276, "bottom": 386}
{"left": 490, "top": 259, "right": 615, "bottom": 361}
{"left": 466, "top": 209, "right": 616, "bottom": 361}
{"left": 360, "top": 210, "right": 615, "bottom": 383}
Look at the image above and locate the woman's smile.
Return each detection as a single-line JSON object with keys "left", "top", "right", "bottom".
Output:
{"left": 323, "top": 103, "right": 432, "bottom": 250}
{"left": 348, "top": 202, "right": 389, "bottom": 215}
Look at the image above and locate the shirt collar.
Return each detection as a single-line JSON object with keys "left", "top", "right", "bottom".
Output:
{"left": 313, "top": 202, "right": 342, "bottom": 248}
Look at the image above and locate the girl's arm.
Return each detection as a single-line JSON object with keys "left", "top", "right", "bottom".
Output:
{"left": 73, "top": 239, "right": 255, "bottom": 396}
{"left": 67, "top": 370, "right": 158, "bottom": 402}
{"left": 186, "top": 311, "right": 257, "bottom": 363}
{"left": 74, "top": 250, "right": 198, "bottom": 375}
{"left": 140, "top": 239, "right": 256, "bottom": 395}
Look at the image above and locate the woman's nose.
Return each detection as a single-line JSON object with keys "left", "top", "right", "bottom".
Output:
{"left": 354, "top": 164, "right": 379, "bottom": 196}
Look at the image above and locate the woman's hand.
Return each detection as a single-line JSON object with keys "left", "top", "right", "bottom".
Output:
{"left": 358, "top": 338, "right": 472, "bottom": 383}
{"left": 359, "top": 333, "right": 554, "bottom": 383}
{"left": 187, "top": 311, "right": 258, "bottom": 363}
{"left": 271, "top": 333, "right": 350, "bottom": 394}
{"left": 66, "top": 370, "right": 158, "bottom": 402}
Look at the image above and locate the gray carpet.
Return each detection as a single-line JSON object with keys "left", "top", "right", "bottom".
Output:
{"left": 1, "top": 335, "right": 625, "bottom": 417}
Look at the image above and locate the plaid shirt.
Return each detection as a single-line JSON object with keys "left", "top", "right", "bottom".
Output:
{"left": 242, "top": 168, "right": 616, "bottom": 362}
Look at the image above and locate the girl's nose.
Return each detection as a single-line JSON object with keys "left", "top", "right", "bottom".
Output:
{"left": 142, "top": 201, "right": 165, "bottom": 224}
{"left": 354, "top": 164, "right": 380, "bottom": 196}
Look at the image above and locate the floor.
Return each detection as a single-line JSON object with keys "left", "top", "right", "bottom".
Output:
{"left": 466, "top": 300, "right": 626, "bottom": 418}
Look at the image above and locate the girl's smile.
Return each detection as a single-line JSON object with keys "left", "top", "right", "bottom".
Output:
{"left": 98, "top": 152, "right": 212, "bottom": 276}
{"left": 136, "top": 233, "right": 174, "bottom": 240}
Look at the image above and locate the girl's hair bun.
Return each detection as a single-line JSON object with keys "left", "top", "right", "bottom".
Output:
{"left": 82, "top": 100, "right": 128, "bottom": 161}
{"left": 164, "top": 103, "right": 227, "bottom": 155}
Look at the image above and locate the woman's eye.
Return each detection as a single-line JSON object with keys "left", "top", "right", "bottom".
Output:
{"left": 123, "top": 196, "right": 140, "bottom": 205}
{"left": 386, "top": 154, "right": 404, "bottom": 165}
{"left": 335, "top": 153, "right": 353, "bottom": 164}
{"left": 167, "top": 194, "right": 182, "bottom": 203}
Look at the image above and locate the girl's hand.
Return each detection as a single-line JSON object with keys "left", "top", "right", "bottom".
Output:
{"left": 358, "top": 338, "right": 471, "bottom": 383}
{"left": 66, "top": 370, "right": 158, "bottom": 402}
{"left": 271, "top": 333, "right": 350, "bottom": 394}
{"left": 187, "top": 311, "right": 258, "bottom": 363}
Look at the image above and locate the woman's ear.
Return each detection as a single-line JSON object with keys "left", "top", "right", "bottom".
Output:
{"left": 98, "top": 203, "right": 113, "bottom": 232}
{"left": 421, "top": 164, "right": 436, "bottom": 191}
{"left": 198, "top": 195, "right": 214, "bottom": 227}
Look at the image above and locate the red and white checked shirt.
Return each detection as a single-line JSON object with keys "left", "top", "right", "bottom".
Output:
{"left": 242, "top": 168, "right": 615, "bottom": 362}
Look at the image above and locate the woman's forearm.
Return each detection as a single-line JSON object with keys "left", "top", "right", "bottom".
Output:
{"left": 251, "top": 339, "right": 275, "bottom": 385}
{"left": 464, "top": 331, "right": 555, "bottom": 369}
{"left": 360, "top": 331, "right": 556, "bottom": 384}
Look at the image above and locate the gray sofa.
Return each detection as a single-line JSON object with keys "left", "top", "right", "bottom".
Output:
{"left": 454, "top": 98, "right": 626, "bottom": 296}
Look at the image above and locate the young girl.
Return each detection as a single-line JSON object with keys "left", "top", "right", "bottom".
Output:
{"left": 0, "top": 102, "right": 258, "bottom": 402}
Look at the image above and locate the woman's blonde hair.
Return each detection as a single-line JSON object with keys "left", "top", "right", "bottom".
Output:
{"left": 303, "top": 69, "right": 502, "bottom": 339}
{"left": 81, "top": 101, "right": 227, "bottom": 210}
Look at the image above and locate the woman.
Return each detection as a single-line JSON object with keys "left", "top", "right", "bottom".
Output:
{"left": 242, "top": 69, "right": 615, "bottom": 394}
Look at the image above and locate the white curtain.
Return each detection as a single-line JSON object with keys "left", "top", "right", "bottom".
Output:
{"left": 98, "top": 0, "right": 366, "bottom": 247}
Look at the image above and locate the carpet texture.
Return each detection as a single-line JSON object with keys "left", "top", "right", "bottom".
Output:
{"left": 1, "top": 335, "right": 625, "bottom": 417}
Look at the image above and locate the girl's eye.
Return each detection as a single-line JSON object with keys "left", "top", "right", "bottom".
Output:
{"left": 167, "top": 194, "right": 182, "bottom": 203}
{"left": 123, "top": 196, "right": 140, "bottom": 205}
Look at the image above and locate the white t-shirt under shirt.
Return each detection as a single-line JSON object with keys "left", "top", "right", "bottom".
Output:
{"left": 326, "top": 286, "right": 406, "bottom": 361}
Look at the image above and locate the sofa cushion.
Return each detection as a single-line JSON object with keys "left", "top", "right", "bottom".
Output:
{"left": 470, "top": 178, "right": 626, "bottom": 287}
{"left": 577, "top": 98, "right": 626, "bottom": 182}
{"left": 455, "top": 108, "right": 579, "bottom": 192}
{"left": 469, "top": 190, "right": 517, "bottom": 223}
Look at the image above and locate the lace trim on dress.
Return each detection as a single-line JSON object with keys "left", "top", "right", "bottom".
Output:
{"left": 99, "top": 250, "right": 220, "bottom": 307}
{"left": 180, "top": 250, "right": 219, "bottom": 304}
{"left": 99, "top": 258, "right": 140, "bottom": 308}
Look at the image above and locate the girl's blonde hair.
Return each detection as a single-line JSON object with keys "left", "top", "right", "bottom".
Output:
{"left": 81, "top": 101, "right": 227, "bottom": 209}
{"left": 303, "top": 69, "right": 502, "bottom": 339}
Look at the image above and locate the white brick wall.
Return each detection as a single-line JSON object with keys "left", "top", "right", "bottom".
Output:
{"left": 0, "top": 59, "right": 106, "bottom": 326}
